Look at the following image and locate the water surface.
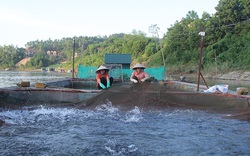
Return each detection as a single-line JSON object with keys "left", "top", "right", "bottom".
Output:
{"left": 0, "top": 71, "right": 71, "bottom": 88}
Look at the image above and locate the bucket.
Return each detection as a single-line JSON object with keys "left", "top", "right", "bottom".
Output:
{"left": 236, "top": 87, "right": 248, "bottom": 95}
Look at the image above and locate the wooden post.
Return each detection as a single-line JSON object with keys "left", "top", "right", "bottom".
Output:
{"left": 72, "top": 37, "right": 75, "bottom": 78}
{"left": 197, "top": 31, "right": 205, "bottom": 91}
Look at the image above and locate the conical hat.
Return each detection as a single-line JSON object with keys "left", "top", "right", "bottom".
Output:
{"left": 132, "top": 63, "right": 146, "bottom": 70}
{"left": 96, "top": 65, "right": 109, "bottom": 73}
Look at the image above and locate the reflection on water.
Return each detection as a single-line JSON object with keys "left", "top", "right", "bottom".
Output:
{"left": 0, "top": 71, "right": 250, "bottom": 155}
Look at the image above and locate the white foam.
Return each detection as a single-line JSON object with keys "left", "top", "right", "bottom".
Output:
{"left": 95, "top": 100, "right": 119, "bottom": 113}
{"left": 123, "top": 106, "right": 143, "bottom": 123}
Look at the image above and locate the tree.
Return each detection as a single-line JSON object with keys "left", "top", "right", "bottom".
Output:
{"left": 38, "top": 60, "right": 44, "bottom": 68}
{"left": 186, "top": 10, "right": 199, "bottom": 20}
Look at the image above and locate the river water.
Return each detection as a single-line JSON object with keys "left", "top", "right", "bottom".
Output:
{"left": 0, "top": 71, "right": 250, "bottom": 156}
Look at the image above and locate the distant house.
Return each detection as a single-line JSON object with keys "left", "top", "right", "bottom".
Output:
{"left": 26, "top": 51, "right": 34, "bottom": 57}
{"left": 47, "top": 50, "right": 58, "bottom": 56}
{"left": 52, "top": 51, "right": 57, "bottom": 56}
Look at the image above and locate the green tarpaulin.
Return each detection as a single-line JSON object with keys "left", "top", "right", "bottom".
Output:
{"left": 77, "top": 64, "right": 166, "bottom": 81}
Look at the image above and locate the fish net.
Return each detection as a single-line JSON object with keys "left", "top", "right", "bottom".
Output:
{"left": 76, "top": 80, "right": 250, "bottom": 119}
{"left": 83, "top": 84, "right": 185, "bottom": 111}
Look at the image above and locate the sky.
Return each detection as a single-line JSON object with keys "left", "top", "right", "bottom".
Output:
{"left": 0, "top": 0, "right": 219, "bottom": 48}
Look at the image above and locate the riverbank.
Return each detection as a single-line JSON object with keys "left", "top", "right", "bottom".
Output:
{"left": 211, "top": 71, "right": 250, "bottom": 81}
{"left": 172, "top": 70, "right": 250, "bottom": 81}
{"left": 169, "top": 70, "right": 250, "bottom": 92}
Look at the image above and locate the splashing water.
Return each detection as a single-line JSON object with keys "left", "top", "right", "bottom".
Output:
{"left": 0, "top": 103, "right": 250, "bottom": 155}
{"left": 123, "top": 106, "right": 143, "bottom": 123}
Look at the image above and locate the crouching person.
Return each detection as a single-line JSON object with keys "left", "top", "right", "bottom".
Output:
{"left": 96, "top": 65, "right": 113, "bottom": 90}
{"left": 130, "top": 63, "right": 150, "bottom": 83}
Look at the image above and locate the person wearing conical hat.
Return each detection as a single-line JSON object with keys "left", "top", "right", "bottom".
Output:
{"left": 96, "top": 65, "right": 113, "bottom": 89}
{"left": 130, "top": 63, "right": 150, "bottom": 83}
